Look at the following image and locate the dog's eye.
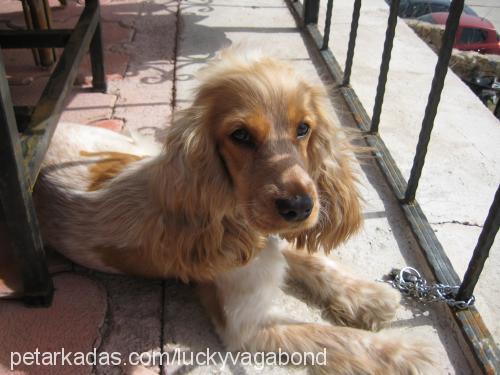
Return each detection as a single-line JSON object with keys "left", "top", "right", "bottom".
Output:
{"left": 231, "top": 128, "right": 253, "bottom": 146}
{"left": 297, "top": 122, "right": 310, "bottom": 138}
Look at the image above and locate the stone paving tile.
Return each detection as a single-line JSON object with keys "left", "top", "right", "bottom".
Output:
{"left": 86, "top": 273, "right": 162, "bottom": 375}
{"left": 88, "top": 118, "right": 125, "bottom": 132}
{"left": 161, "top": 281, "right": 227, "bottom": 375}
{"left": 7, "top": 76, "right": 49, "bottom": 107}
{"left": 1, "top": 12, "right": 26, "bottom": 30}
{"left": 101, "top": 0, "right": 144, "bottom": 25}
{"left": 50, "top": 15, "right": 82, "bottom": 30}
{"left": 0, "top": 227, "right": 70, "bottom": 298}
{"left": 49, "top": 0, "right": 84, "bottom": 17}
{"left": 43, "top": 0, "right": 143, "bottom": 29}
{"left": 59, "top": 91, "right": 117, "bottom": 124}
{"left": 0, "top": 0, "right": 23, "bottom": 14}
{"left": 161, "top": 281, "right": 304, "bottom": 375}
{"left": 0, "top": 1, "right": 23, "bottom": 28}
{"left": 76, "top": 51, "right": 131, "bottom": 86}
{"left": 0, "top": 273, "right": 107, "bottom": 375}
{"left": 3, "top": 49, "right": 53, "bottom": 82}
{"left": 48, "top": 17, "right": 135, "bottom": 46}
{"left": 101, "top": 21, "right": 136, "bottom": 47}
{"left": 110, "top": 0, "right": 177, "bottom": 141}
{"left": 111, "top": 73, "right": 173, "bottom": 140}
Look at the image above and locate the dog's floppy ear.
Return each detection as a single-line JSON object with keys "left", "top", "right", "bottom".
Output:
{"left": 293, "top": 88, "right": 363, "bottom": 253}
{"left": 158, "top": 107, "right": 256, "bottom": 278}
{"left": 163, "top": 107, "right": 234, "bottom": 224}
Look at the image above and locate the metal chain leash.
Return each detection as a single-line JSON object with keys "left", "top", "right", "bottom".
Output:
{"left": 381, "top": 267, "right": 475, "bottom": 310}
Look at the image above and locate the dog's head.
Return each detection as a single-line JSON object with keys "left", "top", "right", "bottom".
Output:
{"left": 167, "top": 49, "right": 362, "bottom": 253}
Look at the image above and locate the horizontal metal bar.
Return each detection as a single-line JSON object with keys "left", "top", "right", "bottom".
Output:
{"left": 405, "top": 0, "right": 464, "bottom": 203}
{"left": 21, "top": 0, "right": 100, "bottom": 188}
{"left": 370, "top": 0, "right": 399, "bottom": 133}
{"left": 457, "top": 186, "right": 500, "bottom": 301}
{"left": 0, "top": 29, "right": 72, "bottom": 49}
{"left": 286, "top": 0, "right": 500, "bottom": 372}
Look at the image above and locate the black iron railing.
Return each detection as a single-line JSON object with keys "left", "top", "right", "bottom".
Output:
{"left": 287, "top": 0, "right": 499, "bottom": 372}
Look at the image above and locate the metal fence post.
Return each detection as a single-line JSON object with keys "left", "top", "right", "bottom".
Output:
{"left": 457, "top": 186, "right": 500, "bottom": 301}
{"left": 370, "top": 0, "right": 400, "bottom": 133}
{"left": 303, "top": 0, "right": 320, "bottom": 24}
{"left": 321, "top": 0, "right": 334, "bottom": 50}
{"left": 404, "top": 0, "right": 464, "bottom": 203}
{"left": 343, "top": 0, "right": 361, "bottom": 86}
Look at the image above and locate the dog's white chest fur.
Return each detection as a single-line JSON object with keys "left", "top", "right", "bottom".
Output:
{"left": 214, "top": 236, "right": 288, "bottom": 349}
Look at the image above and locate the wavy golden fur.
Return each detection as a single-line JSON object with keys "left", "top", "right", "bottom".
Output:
{"left": 160, "top": 49, "right": 363, "bottom": 263}
{"left": 35, "top": 48, "right": 435, "bottom": 374}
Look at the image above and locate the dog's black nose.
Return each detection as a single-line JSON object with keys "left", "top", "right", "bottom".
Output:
{"left": 275, "top": 195, "right": 314, "bottom": 222}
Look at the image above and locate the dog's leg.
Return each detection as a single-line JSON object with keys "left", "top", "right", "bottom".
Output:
{"left": 199, "top": 237, "right": 435, "bottom": 374}
{"left": 282, "top": 249, "right": 400, "bottom": 330}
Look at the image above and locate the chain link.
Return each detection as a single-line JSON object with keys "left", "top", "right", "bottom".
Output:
{"left": 381, "top": 267, "right": 475, "bottom": 310}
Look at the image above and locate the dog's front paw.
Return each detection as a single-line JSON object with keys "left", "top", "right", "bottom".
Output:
{"left": 326, "top": 279, "right": 401, "bottom": 331}
{"left": 311, "top": 327, "right": 437, "bottom": 375}
{"left": 370, "top": 330, "right": 438, "bottom": 375}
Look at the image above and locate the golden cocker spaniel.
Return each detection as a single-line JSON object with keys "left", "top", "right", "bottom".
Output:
{"left": 34, "top": 48, "right": 435, "bottom": 374}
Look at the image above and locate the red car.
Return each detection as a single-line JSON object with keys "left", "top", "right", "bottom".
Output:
{"left": 418, "top": 12, "right": 500, "bottom": 55}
